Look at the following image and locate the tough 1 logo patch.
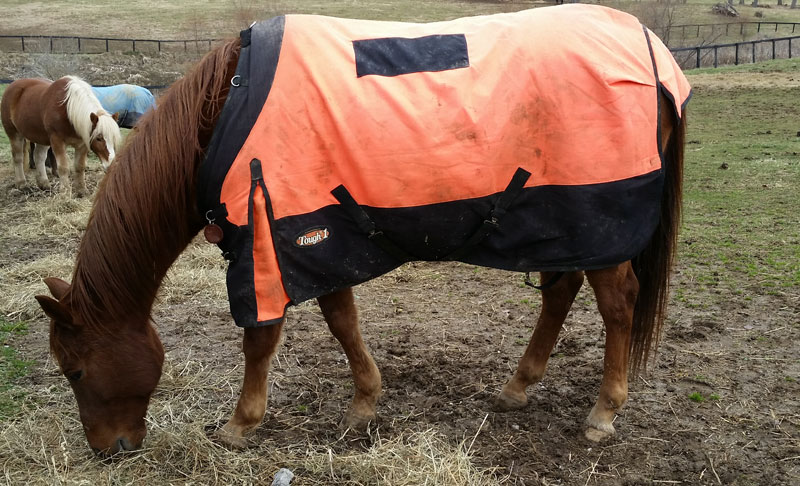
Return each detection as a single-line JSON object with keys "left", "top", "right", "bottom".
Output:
{"left": 294, "top": 227, "right": 331, "bottom": 247}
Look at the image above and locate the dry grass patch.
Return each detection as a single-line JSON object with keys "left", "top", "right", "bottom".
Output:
{"left": 0, "top": 357, "right": 505, "bottom": 485}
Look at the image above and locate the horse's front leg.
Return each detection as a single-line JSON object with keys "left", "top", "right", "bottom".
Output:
{"left": 72, "top": 145, "right": 89, "bottom": 197}
{"left": 9, "top": 134, "right": 27, "bottom": 189}
{"left": 32, "top": 143, "right": 52, "bottom": 190}
{"left": 318, "top": 288, "right": 382, "bottom": 431}
{"left": 584, "top": 262, "right": 638, "bottom": 442}
{"left": 217, "top": 322, "right": 284, "bottom": 448}
{"left": 496, "top": 271, "right": 585, "bottom": 410}
{"left": 49, "top": 137, "right": 72, "bottom": 196}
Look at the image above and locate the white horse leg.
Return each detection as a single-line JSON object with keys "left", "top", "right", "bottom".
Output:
{"left": 33, "top": 144, "right": 52, "bottom": 190}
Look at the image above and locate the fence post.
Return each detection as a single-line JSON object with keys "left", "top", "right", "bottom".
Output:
{"left": 49, "top": 37, "right": 53, "bottom": 52}
{"left": 714, "top": 46, "right": 718, "bottom": 67}
{"left": 133, "top": 40, "right": 136, "bottom": 52}
{"left": 752, "top": 42, "right": 756, "bottom": 63}
{"left": 735, "top": 43, "right": 740, "bottom": 64}
{"left": 20, "top": 36, "right": 24, "bottom": 52}
{"left": 772, "top": 39, "right": 776, "bottom": 59}
{"left": 158, "top": 41, "right": 161, "bottom": 52}
{"left": 77, "top": 37, "right": 81, "bottom": 52}
{"left": 105, "top": 39, "right": 109, "bottom": 52}
{"left": 790, "top": 39, "right": 793, "bottom": 58}
{"left": 696, "top": 47, "right": 701, "bottom": 68}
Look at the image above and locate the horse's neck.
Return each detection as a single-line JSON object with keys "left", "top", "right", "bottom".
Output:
{"left": 68, "top": 39, "right": 238, "bottom": 327}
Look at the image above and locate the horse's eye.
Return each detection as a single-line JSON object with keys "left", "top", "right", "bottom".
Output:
{"left": 66, "top": 370, "right": 83, "bottom": 382}
{"left": 96, "top": 135, "right": 104, "bottom": 142}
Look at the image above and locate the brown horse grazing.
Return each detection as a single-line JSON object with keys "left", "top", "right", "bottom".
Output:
{"left": 1, "top": 76, "right": 122, "bottom": 196}
{"left": 35, "top": 6, "right": 689, "bottom": 456}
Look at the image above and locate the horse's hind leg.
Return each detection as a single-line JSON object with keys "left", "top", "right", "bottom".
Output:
{"left": 218, "top": 322, "right": 284, "bottom": 448}
{"left": 496, "top": 271, "right": 585, "bottom": 410}
{"left": 32, "top": 143, "right": 52, "bottom": 190}
{"left": 318, "top": 288, "right": 382, "bottom": 431}
{"left": 584, "top": 261, "right": 638, "bottom": 442}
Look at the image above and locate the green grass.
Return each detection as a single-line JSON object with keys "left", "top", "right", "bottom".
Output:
{"left": 0, "top": 319, "right": 34, "bottom": 420}
{"left": 679, "top": 61, "right": 800, "bottom": 306}
{"left": 688, "top": 391, "right": 706, "bottom": 402}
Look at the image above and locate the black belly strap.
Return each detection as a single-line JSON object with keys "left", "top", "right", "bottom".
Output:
{"left": 332, "top": 167, "right": 531, "bottom": 263}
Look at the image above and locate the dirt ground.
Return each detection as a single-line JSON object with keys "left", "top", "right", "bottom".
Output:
{"left": 1, "top": 50, "right": 799, "bottom": 485}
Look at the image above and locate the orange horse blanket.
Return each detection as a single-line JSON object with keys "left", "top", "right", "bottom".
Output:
{"left": 199, "top": 5, "right": 692, "bottom": 327}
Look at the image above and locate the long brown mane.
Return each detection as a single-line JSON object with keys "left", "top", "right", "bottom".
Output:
{"left": 64, "top": 38, "right": 241, "bottom": 329}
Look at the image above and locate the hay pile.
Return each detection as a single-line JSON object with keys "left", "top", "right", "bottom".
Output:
{"left": 0, "top": 168, "right": 505, "bottom": 485}
{"left": 0, "top": 358, "right": 504, "bottom": 485}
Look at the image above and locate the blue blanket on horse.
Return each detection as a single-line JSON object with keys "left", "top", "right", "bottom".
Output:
{"left": 92, "top": 85, "right": 156, "bottom": 129}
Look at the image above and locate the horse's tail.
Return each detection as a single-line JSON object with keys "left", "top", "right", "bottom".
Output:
{"left": 629, "top": 100, "right": 686, "bottom": 375}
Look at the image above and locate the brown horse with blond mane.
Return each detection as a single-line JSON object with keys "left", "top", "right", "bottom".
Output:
{"left": 35, "top": 6, "right": 688, "bottom": 456}
{"left": 1, "top": 76, "right": 121, "bottom": 196}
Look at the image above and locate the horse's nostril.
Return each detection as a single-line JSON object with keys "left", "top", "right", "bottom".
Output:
{"left": 116, "top": 436, "right": 137, "bottom": 452}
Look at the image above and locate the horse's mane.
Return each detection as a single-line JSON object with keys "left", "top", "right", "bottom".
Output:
{"left": 63, "top": 76, "right": 122, "bottom": 151}
{"left": 65, "top": 39, "right": 241, "bottom": 330}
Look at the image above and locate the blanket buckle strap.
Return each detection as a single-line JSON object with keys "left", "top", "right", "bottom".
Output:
{"left": 331, "top": 185, "right": 414, "bottom": 262}
{"left": 444, "top": 167, "right": 531, "bottom": 261}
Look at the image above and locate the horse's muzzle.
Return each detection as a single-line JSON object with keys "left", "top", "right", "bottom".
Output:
{"left": 92, "top": 436, "right": 140, "bottom": 457}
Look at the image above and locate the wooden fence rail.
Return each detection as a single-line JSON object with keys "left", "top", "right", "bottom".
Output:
{"left": 1, "top": 28, "right": 798, "bottom": 71}
{"left": 669, "top": 21, "right": 800, "bottom": 38}
{"left": 0, "top": 34, "right": 219, "bottom": 53}
{"left": 670, "top": 34, "right": 799, "bottom": 69}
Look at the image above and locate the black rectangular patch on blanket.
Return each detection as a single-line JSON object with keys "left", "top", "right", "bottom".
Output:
{"left": 353, "top": 34, "right": 469, "bottom": 77}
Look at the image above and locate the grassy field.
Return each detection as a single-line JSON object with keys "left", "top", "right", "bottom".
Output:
{"left": 0, "top": 3, "right": 799, "bottom": 485}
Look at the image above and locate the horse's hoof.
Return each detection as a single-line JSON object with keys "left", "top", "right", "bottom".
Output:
{"left": 212, "top": 427, "right": 253, "bottom": 449}
{"left": 36, "top": 179, "right": 50, "bottom": 190}
{"left": 342, "top": 410, "right": 376, "bottom": 432}
{"left": 494, "top": 389, "right": 528, "bottom": 412}
{"left": 584, "top": 424, "right": 615, "bottom": 442}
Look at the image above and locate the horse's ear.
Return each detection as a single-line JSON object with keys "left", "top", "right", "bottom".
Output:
{"left": 35, "top": 295, "right": 75, "bottom": 327}
{"left": 43, "top": 277, "right": 70, "bottom": 300}
{"left": 90, "top": 112, "right": 99, "bottom": 126}
{"left": 112, "top": 112, "right": 119, "bottom": 122}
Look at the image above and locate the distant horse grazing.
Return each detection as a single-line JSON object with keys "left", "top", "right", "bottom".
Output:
{"left": 1, "top": 76, "right": 122, "bottom": 196}
{"left": 27, "top": 84, "right": 156, "bottom": 176}
{"left": 35, "top": 5, "right": 690, "bottom": 456}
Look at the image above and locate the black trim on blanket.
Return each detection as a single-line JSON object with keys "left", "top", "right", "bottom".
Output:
{"left": 353, "top": 34, "right": 470, "bottom": 77}
{"left": 197, "top": 16, "right": 285, "bottom": 224}
{"left": 273, "top": 170, "right": 664, "bottom": 305}
{"left": 642, "top": 25, "right": 664, "bottom": 164}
